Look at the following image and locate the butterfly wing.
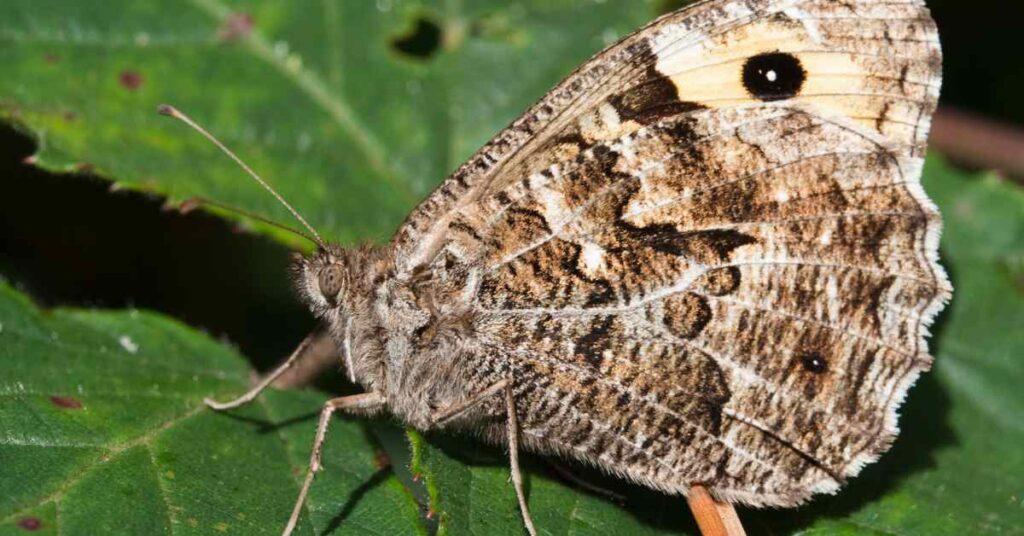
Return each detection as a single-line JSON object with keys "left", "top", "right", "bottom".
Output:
{"left": 398, "top": 0, "right": 948, "bottom": 506}
{"left": 392, "top": 0, "right": 941, "bottom": 271}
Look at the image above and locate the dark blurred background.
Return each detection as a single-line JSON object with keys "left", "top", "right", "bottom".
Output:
{"left": 1, "top": 0, "right": 1022, "bottom": 373}
{"left": 929, "top": 0, "right": 1024, "bottom": 127}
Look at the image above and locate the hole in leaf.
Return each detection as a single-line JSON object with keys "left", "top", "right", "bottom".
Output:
{"left": 391, "top": 16, "right": 442, "bottom": 59}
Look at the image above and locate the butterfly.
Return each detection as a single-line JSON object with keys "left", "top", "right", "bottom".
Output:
{"left": 179, "top": 0, "right": 950, "bottom": 533}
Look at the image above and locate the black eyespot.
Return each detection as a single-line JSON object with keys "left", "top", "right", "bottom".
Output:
{"left": 799, "top": 352, "right": 828, "bottom": 374}
{"left": 317, "top": 264, "right": 344, "bottom": 303}
{"left": 742, "top": 52, "right": 806, "bottom": 101}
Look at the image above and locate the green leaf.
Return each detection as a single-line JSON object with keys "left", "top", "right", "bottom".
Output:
{"left": 0, "top": 284, "right": 424, "bottom": 535}
{"left": 409, "top": 430, "right": 697, "bottom": 536}
{"left": 0, "top": 0, "right": 660, "bottom": 244}
{"left": 409, "top": 159, "right": 1024, "bottom": 536}
{"left": 3, "top": 1, "right": 1024, "bottom": 535}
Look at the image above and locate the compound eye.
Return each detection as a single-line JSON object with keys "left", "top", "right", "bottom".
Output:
{"left": 317, "top": 264, "right": 344, "bottom": 302}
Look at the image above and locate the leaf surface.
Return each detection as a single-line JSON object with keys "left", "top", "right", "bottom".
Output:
{"left": 0, "top": 0, "right": 658, "bottom": 244}
{"left": 0, "top": 285, "right": 424, "bottom": 535}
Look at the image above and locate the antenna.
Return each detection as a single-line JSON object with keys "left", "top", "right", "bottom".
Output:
{"left": 157, "top": 104, "right": 325, "bottom": 249}
{"left": 174, "top": 196, "right": 321, "bottom": 247}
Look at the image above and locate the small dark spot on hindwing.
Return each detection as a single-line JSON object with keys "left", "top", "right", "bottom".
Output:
{"left": 799, "top": 351, "right": 828, "bottom": 374}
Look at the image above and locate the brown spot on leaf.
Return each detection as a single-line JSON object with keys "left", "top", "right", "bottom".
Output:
{"left": 218, "top": 12, "right": 254, "bottom": 42}
{"left": 373, "top": 450, "right": 391, "bottom": 469}
{"left": 44, "top": 53, "right": 60, "bottom": 64}
{"left": 49, "top": 395, "right": 83, "bottom": 409}
{"left": 17, "top": 517, "right": 42, "bottom": 531}
{"left": 118, "top": 70, "right": 144, "bottom": 91}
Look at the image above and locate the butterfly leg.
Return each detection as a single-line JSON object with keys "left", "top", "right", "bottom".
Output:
{"left": 506, "top": 383, "right": 538, "bottom": 536}
{"left": 429, "top": 379, "right": 509, "bottom": 426}
{"left": 426, "top": 380, "right": 537, "bottom": 535}
{"left": 205, "top": 329, "right": 324, "bottom": 410}
{"left": 283, "top": 391, "right": 386, "bottom": 536}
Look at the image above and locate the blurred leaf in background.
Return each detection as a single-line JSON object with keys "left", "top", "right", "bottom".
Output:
{"left": 1, "top": 1, "right": 1022, "bottom": 535}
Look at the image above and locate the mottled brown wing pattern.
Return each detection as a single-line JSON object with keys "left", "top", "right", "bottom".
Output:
{"left": 401, "top": 0, "right": 948, "bottom": 507}
{"left": 393, "top": 0, "right": 942, "bottom": 271}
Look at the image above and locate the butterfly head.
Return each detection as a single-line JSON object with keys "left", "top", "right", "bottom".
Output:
{"left": 292, "top": 245, "right": 352, "bottom": 319}
{"left": 291, "top": 244, "right": 390, "bottom": 393}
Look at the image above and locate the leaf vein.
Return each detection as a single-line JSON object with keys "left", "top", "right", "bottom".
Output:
{"left": 0, "top": 405, "right": 203, "bottom": 524}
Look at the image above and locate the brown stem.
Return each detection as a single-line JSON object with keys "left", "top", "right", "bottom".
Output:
{"left": 687, "top": 485, "right": 747, "bottom": 536}
{"left": 930, "top": 107, "right": 1024, "bottom": 183}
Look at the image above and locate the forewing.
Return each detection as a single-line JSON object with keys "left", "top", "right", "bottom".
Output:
{"left": 392, "top": 0, "right": 942, "bottom": 273}
{"left": 414, "top": 0, "right": 948, "bottom": 506}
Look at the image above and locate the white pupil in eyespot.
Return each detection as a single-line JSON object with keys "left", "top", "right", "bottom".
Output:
{"left": 766, "top": 69, "right": 778, "bottom": 82}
